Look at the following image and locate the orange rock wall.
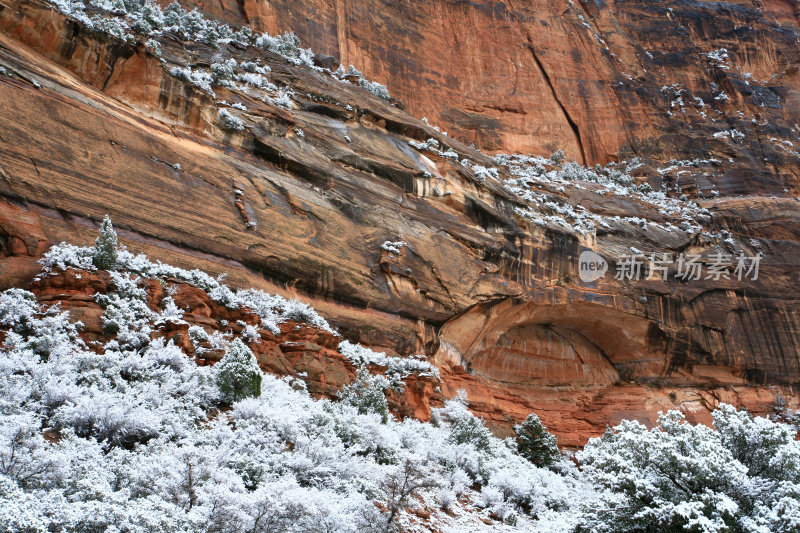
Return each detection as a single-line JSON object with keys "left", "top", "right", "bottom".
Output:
{"left": 188, "top": 0, "right": 800, "bottom": 168}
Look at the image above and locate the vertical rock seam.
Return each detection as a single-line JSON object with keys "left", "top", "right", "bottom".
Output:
{"left": 506, "top": 0, "right": 587, "bottom": 165}
{"left": 335, "top": 0, "right": 349, "bottom": 67}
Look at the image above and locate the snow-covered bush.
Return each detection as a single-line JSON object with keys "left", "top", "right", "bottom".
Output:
{"left": 338, "top": 340, "right": 439, "bottom": 383}
{"left": 169, "top": 66, "right": 215, "bottom": 97}
{"left": 39, "top": 243, "right": 96, "bottom": 275}
{"left": 334, "top": 65, "right": 392, "bottom": 100}
{"left": 550, "top": 150, "right": 566, "bottom": 165}
{"left": 358, "top": 78, "right": 391, "bottom": 100}
{"left": 574, "top": 407, "right": 800, "bottom": 532}
{"left": 0, "top": 288, "right": 83, "bottom": 360}
{"left": 255, "top": 31, "right": 315, "bottom": 67}
{"left": 380, "top": 240, "right": 406, "bottom": 254}
{"left": 236, "top": 288, "right": 334, "bottom": 334}
{"left": 155, "top": 296, "right": 186, "bottom": 326}
{"left": 439, "top": 396, "right": 492, "bottom": 452}
{"left": 210, "top": 58, "right": 237, "bottom": 87}
{"left": 272, "top": 87, "right": 294, "bottom": 109}
{"left": 337, "top": 369, "right": 390, "bottom": 423}
{"left": 409, "top": 137, "right": 440, "bottom": 151}
{"left": 470, "top": 164, "right": 498, "bottom": 182}
{"left": 219, "top": 108, "right": 245, "bottom": 131}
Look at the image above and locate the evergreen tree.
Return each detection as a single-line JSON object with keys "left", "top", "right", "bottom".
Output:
{"left": 515, "top": 413, "right": 560, "bottom": 467}
{"left": 93, "top": 215, "right": 118, "bottom": 270}
{"left": 215, "top": 338, "right": 262, "bottom": 404}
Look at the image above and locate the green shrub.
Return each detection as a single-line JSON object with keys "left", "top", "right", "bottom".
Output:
{"left": 215, "top": 339, "right": 262, "bottom": 404}
{"left": 449, "top": 413, "right": 492, "bottom": 451}
{"left": 514, "top": 413, "right": 560, "bottom": 467}
{"left": 93, "top": 215, "right": 118, "bottom": 270}
{"left": 338, "top": 369, "right": 390, "bottom": 423}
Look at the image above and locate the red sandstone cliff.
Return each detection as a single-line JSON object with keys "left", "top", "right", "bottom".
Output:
{"left": 188, "top": 0, "right": 800, "bottom": 170}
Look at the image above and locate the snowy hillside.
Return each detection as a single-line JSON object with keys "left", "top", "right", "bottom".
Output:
{"left": 0, "top": 221, "right": 798, "bottom": 532}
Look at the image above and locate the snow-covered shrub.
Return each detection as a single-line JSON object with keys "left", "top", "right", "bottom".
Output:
{"left": 240, "top": 61, "right": 269, "bottom": 74}
{"left": 437, "top": 487, "right": 456, "bottom": 510}
{"left": 550, "top": 150, "right": 566, "bottom": 165}
{"left": 409, "top": 137, "right": 440, "bottom": 151}
{"left": 169, "top": 66, "right": 215, "bottom": 97}
{"left": 0, "top": 289, "right": 83, "bottom": 359}
{"left": 95, "top": 272, "right": 154, "bottom": 342}
{"left": 338, "top": 340, "right": 439, "bottom": 383}
{"left": 144, "top": 37, "right": 161, "bottom": 55}
{"left": 447, "top": 411, "right": 492, "bottom": 452}
{"left": 235, "top": 288, "right": 334, "bottom": 334}
{"left": 337, "top": 369, "right": 391, "bottom": 424}
{"left": 380, "top": 240, "right": 406, "bottom": 254}
{"left": 155, "top": 296, "right": 186, "bottom": 326}
{"left": 470, "top": 165, "right": 498, "bottom": 182}
{"left": 240, "top": 323, "right": 260, "bottom": 343}
{"left": 574, "top": 406, "right": 800, "bottom": 533}
{"left": 38, "top": 243, "right": 96, "bottom": 275}
{"left": 333, "top": 65, "right": 391, "bottom": 100}
{"left": 255, "top": 32, "right": 315, "bottom": 67}
{"left": 335, "top": 64, "right": 362, "bottom": 78}
{"left": 380, "top": 457, "right": 440, "bottom": 528}
{"left": 187, "top": 324, "right": 210, "bottom": 347}
{"left": 210, "top": 58, "right": 237, "bottom": 87}
{"left": 358, "top": 78, "right": 391, "bottom": 100}
{"left": 712, "top": 403, "right": 799, "bottom": 482}
{"left": 713, "top": 128, "right": 745, "bottom": 142}
{"left": 215, "top": 339, "right": 262, "bottom": 404}
{"left": 433, "top": 393, "right": 492, "bottom": 454}
{"left": 272, "top": 87, "right": 293, "bottom": 109}
{"left": 219, "top": 108, "right": 244, "bottom": 131}
{"left": 91, "top": 16, "right": 133, "bottom": 43}
{"left": 51, "top": 386, "right": 162, "bottom": 447}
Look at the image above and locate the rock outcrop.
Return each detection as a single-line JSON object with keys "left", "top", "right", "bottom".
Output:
{"left": 190, "top": 0, "right": 800, "bottom": 169}
{"left": 30, "top": 265, "right": 445, "bottom": 422}
{"left": 1, "top": 0, "right": 799, "bottom": 446}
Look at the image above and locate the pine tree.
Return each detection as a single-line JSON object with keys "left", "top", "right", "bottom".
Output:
{"left": 515, "top": 413, "right": 560, "bottom": 467}
{"left": 215, "top": 338, "right": 262, "bottom": 404}
{"left": 93, "top": 215, "right": 118, "bottom": 270}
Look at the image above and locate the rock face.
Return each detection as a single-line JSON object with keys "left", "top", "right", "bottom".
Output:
{"left": 1, "top": 0, "right": 799, "bottom": 446}
{"left": 190, "top": 0, "right": 800, "bottom": 168}
{"left": 30, "top": 265, "right": 444, "bottom": 422}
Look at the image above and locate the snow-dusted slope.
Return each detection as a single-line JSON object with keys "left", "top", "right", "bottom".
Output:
{"left": 1, "top": 235, "right": 799, "bottom": 531}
